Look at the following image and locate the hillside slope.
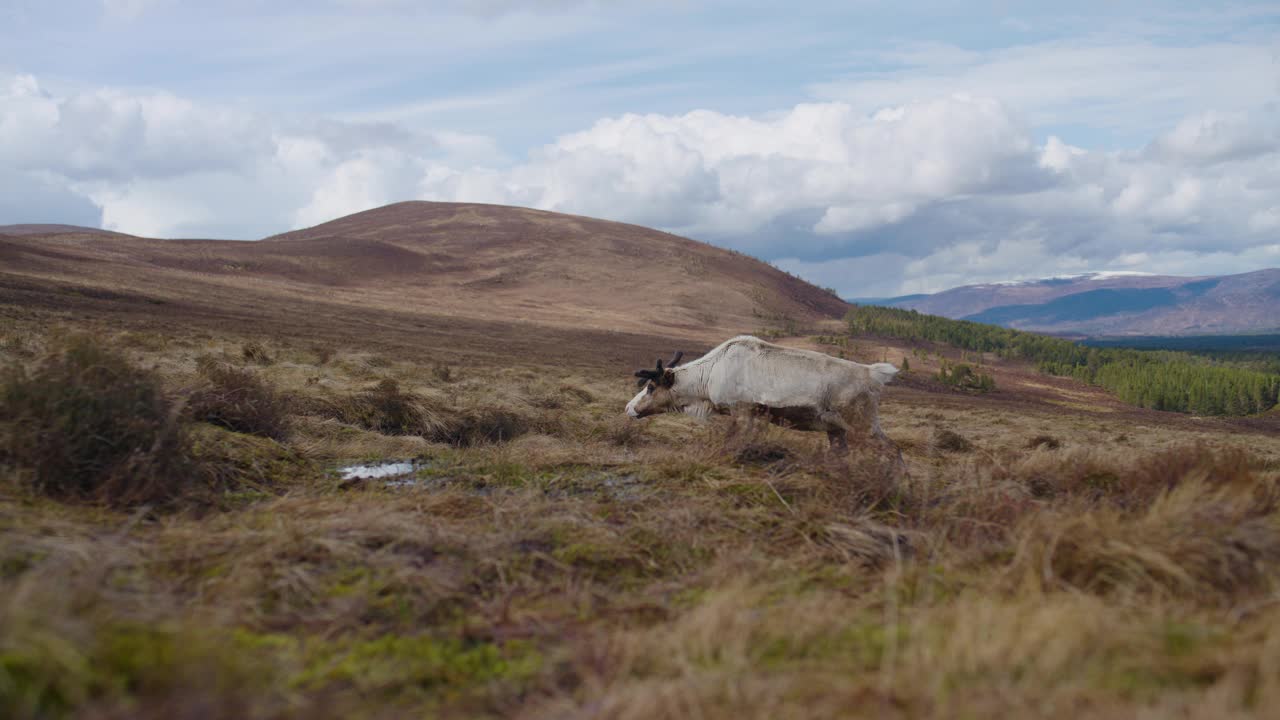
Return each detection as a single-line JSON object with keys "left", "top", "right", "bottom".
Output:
{"left": 868, "top": 270, "right": 1280, "bottom": 335}
{"left": 0, "top": 202, "right": 847, "bottom": 367}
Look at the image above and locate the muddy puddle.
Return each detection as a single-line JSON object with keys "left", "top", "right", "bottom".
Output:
{"left": 336, "top": 460, "right": 647, "bottom": 498}
{"left": 338, "top": 460, "right": 423, "bottom": 485}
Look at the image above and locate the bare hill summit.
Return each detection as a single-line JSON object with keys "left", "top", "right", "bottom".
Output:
{"left": 0, "top": 202, "right": 847, "bottom": 367}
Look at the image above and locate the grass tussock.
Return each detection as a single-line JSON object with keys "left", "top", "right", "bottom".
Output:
{"left": 187, "top": 358, "right": 292, "bottom": 440}
{"left": 0, "top": 336, "right": 192, "bottom": 506}
{"left": 1008, "top": 443, "right": 1259, "bottom": 510}
{"left": 240, "top": 341, "right": 273, "bottom": 366}
{"left": 1026, "top": 433, "right": 1061, "bottom": 450}
{"left": 306, "top": 378, "right": 537, "bottom": 448}
{"left": 187, "top": 423, "right": 319, "bottom": 501}
{"left": 1011, "top": 472, "right": 1280, "bottom": 600}
{"left": 932, "top": 427, "right": 973, "bottom": 453}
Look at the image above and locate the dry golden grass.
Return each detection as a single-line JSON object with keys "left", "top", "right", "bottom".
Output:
{"left": 4, "top": 322, "right": 1280, "bottom": 719}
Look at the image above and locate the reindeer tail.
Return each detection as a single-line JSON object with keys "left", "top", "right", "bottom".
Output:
{"left": 868, "top": 362, "right": 900, "bottom": 386}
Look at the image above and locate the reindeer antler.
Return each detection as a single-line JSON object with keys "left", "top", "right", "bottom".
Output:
{"left": 634, "top": 352, "right": 684, "bottom": 387}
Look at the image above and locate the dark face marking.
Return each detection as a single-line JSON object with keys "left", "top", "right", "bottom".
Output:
{"left": 626, "top": 379, "right": 677, "bottom": 418}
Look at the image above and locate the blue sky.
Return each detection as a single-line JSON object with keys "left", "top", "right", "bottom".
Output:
{"left": 2, "top": 0, "right": 1278, "bottom": 295}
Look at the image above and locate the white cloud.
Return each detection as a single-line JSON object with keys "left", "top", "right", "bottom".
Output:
{"left": 0, "top": 73, "right": 492, "bottom": 238}
{"left": 410, "top": 94, "right": 1278, "bottom": 296}
{"left": 420, "top": 95, "right": 1052, "bottom": 246}
{"left": 3, "top": 70, "right": 1279, "bottom": 298}
{"left": 1, "top": 76, "right": 270, "bottom": 181}
{"left": 293, "top": 149, "right": 426, "bottom": 228}
{"left": 815, "top": 202, "right": 916, "bottom": 234}
{"left": 810, "top": 39, "right": 1280, "bottom": 141}
{"left": 1143, "top": 111, "right": 1278, "bottom": 166}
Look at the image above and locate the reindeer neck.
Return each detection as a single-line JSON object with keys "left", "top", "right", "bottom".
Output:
{"left": 671, "top": 363, "right": 710, "bottom": 401}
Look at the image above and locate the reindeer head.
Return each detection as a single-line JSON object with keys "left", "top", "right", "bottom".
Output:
{"left": 625, "top": 351, "right": 683, "bottom": 419}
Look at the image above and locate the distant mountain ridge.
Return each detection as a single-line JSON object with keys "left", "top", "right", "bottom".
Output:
{"left": 854, "top": 269, "right": 1280, "bottom": 336}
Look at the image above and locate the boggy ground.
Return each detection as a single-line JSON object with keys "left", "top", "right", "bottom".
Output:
{"left": 4, "top": 321, "right": 1280, "bottom": 720}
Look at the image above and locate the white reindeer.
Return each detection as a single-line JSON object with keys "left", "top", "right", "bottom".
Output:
{"left": 626, "top": 335, "right": 903, "bottom": 464}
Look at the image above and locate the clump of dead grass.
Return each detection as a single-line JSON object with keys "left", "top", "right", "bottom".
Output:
{"left": 596, "top": 416, "right": 648, "bottom": 448}
{"left": 240, "top": 341, "right": 273, "bottom": 366}
{"left": 1011, "top": 480, "right": 1280, "bottom": 600}
{"left": 444, "top": 404, "right": 533, "bottom": 446}
{"left": 349, "top": 378, "right": 443, "bottom": 436}
{"left": 1010, "top": 443, "right": 1258, "bottom": 511}
{"left": 306, "top": 378, "right": 538, "bottom": 447}
{"left": 187, "top": 423, "right": 319, "bottom": 501}
{"left": 1026, "top": 434, "right": 1061, "bottom": 450}
{"left": 932, "top": 428, "right": 973, "bottom": 453}
{"left": 0, "top": 335, "right": 193, "bottom": 506}
{"left": 187, "top": 358, "right": 292, "bottom": 441}
{"left": 1007, "top": 447, "right": 1280, "bottom": 600}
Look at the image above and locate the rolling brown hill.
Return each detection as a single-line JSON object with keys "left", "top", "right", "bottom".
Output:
{"left": 0, "top": 223, "right": 129, "bottom": 237}
{"left": 0, "top": 202, "right": 847, "bottom": 368}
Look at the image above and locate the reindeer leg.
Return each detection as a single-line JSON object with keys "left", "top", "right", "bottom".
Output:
{"left": 827, "top": 428, "right": 849, "bottom": 453}
{"left": 819, "top": 411, "right": 854, "bottom": 463}
{"left": 871, "top": 419, "right": 909, "bottom": 479}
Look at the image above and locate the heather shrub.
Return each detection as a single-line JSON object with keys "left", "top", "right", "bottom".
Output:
{"left": 933, "top": 428, "right": 973, "bottom": 453}
{"left": 318, "top": 378, "right": 531, "bottom": 446}
{"left": 0, "top": 336, "right": 192, "bottom": 506}
{"left": 439, "top": 405, "right": 531, "bottom": 447}
{"left": 240, "top": 341, "right": 273, "bottom": 365}
{"left": 188, "top": 359, "right": 291, "bottom": 440}
{"left": 359, "top": 378, "right": 441, "bottom": 436}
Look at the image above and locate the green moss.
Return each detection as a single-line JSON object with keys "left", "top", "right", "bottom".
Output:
{"left": 644, "top": 460, "right": 721, "bottom": 485}
{"left": 1082, "top": 471, "right": 1121, "bottom": 491}
{"left": 0, "top": 623, "right": 287, "bottom": 720}
{"left": 231, "top": 629, "right": 300, "bottom": 657}
{"left": 721, "top": 482, "right": 773, "bottom": 506}
{"left": 0, "top": 552, "right": 40, "bottom": 579}
{"left": 625, "top": 526, "right": 712, "bottom": 574}
{"left": 0, "top": 639, "right": 92, "bottom": 719}
{"left": 325, "top": 566, "right": 376, "bottom": 598}
{"left": 1162, "top": 621, "right": 1215, "bottom": 657}
{"left": 1076, "top": 621, "right": 1227, "bottom": 699}
{"left": 553, "top": 540, "right": 636, "bottom": 576}
{"left": 762, "top": 565, "right": 860, "bottom": 600}
{"left": 754, "top": 620, "right": 899, "bottom": 671}
{"left": 294, "top": 635, "right": 541, "bottom": 698}
{"left": 93, "top": 626, "right": 181, "bottom": 695}
{"left": 1098, "top": 664, "right": 1222, "bottom": 698}
{"left": 486, "top": 461, "right": 539, "bottom": 486}
{"left": 670, "top": 587, "right": 708, "bottom": 609}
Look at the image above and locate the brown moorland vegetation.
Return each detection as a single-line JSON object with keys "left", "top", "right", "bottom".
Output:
{"left": 3, "top": 317, "right": 1280, "bottom": 720}
{"left": 3, "top": 203, "right": 1280, "bottom": 718}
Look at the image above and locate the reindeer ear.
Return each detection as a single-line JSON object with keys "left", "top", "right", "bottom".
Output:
{"left": 659, "top": 369, "right": 677, "bottom": 387}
